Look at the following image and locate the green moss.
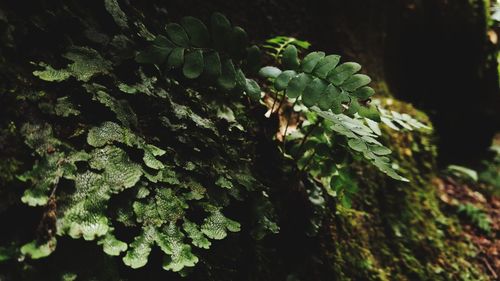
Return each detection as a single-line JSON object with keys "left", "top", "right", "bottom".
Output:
{"left": 317, "top": 98, "right": 489, "bottom": 281}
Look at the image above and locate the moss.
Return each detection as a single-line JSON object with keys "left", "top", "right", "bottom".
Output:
{"left": 317, "top": 98, "right": 490, "bottom": 281}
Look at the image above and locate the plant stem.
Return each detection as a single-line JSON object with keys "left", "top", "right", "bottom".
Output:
{"left": 297, "top": 117, "right": 322, "bottom": 153}
{"left": 283, "top": 99, "right": 299, "bottom": 152}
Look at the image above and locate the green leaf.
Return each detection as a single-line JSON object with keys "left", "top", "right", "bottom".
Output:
{"left": 180, "top": 16, "right": 209, "bottom": 47}
{"left": 154, "top": 189, "right": 188, "bottom": 222}
{"left": 327, "top": 62, "right": 361, "bottom": 86}
{"left": 33, "top": 47, "right": 112, "bottom": 82}
{"left": 331, "top": 90, "right": 350, "bottom": 114}
{"left": 229, "top": 26, "right": 248, "bottom": 58}
{"left": 345, "top": 98, "right": 360, "bottom": 116}
{"left": 357, "top": 104, "right": 381, "bottom": 122}
{"left": 167, "top": 47, "right": 185, "bottom": 69}
{"left": 244, "top": 79, "right": 261, "bottom": 100}
{"left": 282, "top": 45, "right": 300, "bottom": 70}
{"left": 365, "top": 118, "right": 382, "bottom": 135}
{"left": 89, "top": 146, "right": 143, "bottom": 191}
{"left": 60, "top": 172, "right": 111, "bottom": 240}
{"left": 217, "top": 59, "right": 236, "bottom": 90}
{"left": 136, "top": 36, "right": 175, "bottom": 64}
{"left": 183, "top": 220, "right": 211, "bottom": 249}
{"left": 123, "top": 226, "right": 155, "bottom": 268}
{"left": 274, "top": 70, "right": 297, "bottom": 91}
{"left": 369, "top": 144, "right": 392, "bottom": 156}
{"left": 286, "top": 73, "right": 312, "bottom": 99}
{"left": 259, "top": 66, "right": 282, "bottom": 79}
{"left": 157, "top": 223, "right": 199, "bottom": 272}
{"left": 20, "top": 238, "right": 56, "bottom": 259}
{"left": 352, "top": 86, "right": 375, "bottom": 99}
{"left": 317, "top": 84, "right": 340, "bottom": 111}
{"left": 302, "top": 78, "right": 328, "bottom": 107}
{"left": 54, "top": 97, "right": 80, "bottom": 117}
{"left": 313, "top": 55, "right": 341, "bottom": 79}
{"left": 245, "top": 45, "right": 261, "bottom": 73}
{"left": 104, "top": 0, "right": 129, "bottom": 29}
{"left": 0, "top": 246, "right": 16, "bottom": 262}
{"left": 347, "top": 139, "right": 368, "bottom": 152}
{"left": 235, "top": 69, "right": 247, "bottom": 90}
{"left": 448, "top": 165, "right": 478, "bottom": 182}
{"left": 210, "top": 12, "right": 231, "bottom": 51}
{"left": 87, "top": 121, "right": 126, "bottom": 147}
{"left": 165, "top": 23, "right": 190, "bottom": 47}
{"left": 90, "top": 87, "right": 138, "bottom": 128}
{"left": 215, "top": 176, "right": 233, "bottom": 189}
{"left": 203, "top": 51, "right": 221, "bottom": 77}
{"left": 99, "top": 233, "right": 128, "bottom": 256}
{"left": 183, "top": 50, "right": 204, "bottom": 79}
{"left": 301, "top": 51, "right": 325, "bottom": 73}
{"left": 201, "top": 210, "right": 241, "bottom": 240}
{"left": 341, "top": 74, "right": 371, "bottom": 91}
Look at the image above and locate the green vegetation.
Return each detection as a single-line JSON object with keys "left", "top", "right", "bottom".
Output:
{"left": 0, "top": 1, "right": 497, "bottom": 280}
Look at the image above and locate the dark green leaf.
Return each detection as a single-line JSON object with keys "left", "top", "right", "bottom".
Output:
{"left": 352, "top": 86, "right": 375, "bottom": 99}
{"left": 180, "top": 16, "right": 210, "bottom": 47}
{"left": 313, "top": 55, "right": 341, "bottom": 79}
{"left": 183, "top": 50, "right": 204, "bottom": 79}
{"left": 203, "top": 51, "right": 221, "bottom": 77}
{"left": 229, "top": 26, "right": 248, "bottom": 58}
{"left": 274, "top": 70, "right": 297, "bottom": 91}
{"left": 331, "top": 91, "right": 350, "bottom": 114}
{"left": 327, "top": 62, "right": 361, "bottom": 86}
{"left": 167, "top": 48, "right": 185, "bottom": 69}
{"left": 357, "top": 104, "right": 381, "bottom": 122}
{"left": 302, "top": 78, "right": 328, "bottom": 107}
{"left": 165, "top": 23, "right": 190, "bottom": 47}
{"left": 369, "top": 144, "right": 392, "bottom": 156}
{"left": 282, "top": 45, "right": 300, "bottom": 70}
{"left": 244, "top": 79, "right": 261, "bottom": 100}
{"left": 317, "top": 84, "right": 340, "bottom": 111}
{"left": 348, "top": 139, "right": 367, "bottom": 152}
{"left": 301, "top": 52, "right": 325, "bottom": 73}
{"left": 135, "top": 36, "right": 174, "bottom": 64}
{"left": 245, "top": 45, "right": 261, "bottom": 73}
{"left": 217, "top": 59, "right": 236, "bottom": 90}
{"left": 286, "top": 73, "right": 312, "bottom": 98}
{"left": 259, "top": 66, "right": 282, "bottom": 79}
{"left": 341, "top": 74, "right": 371, "bottom": 91}
{"left": 210, "top": 12, "right": 231, "bottom": 51}
{"left": 345, "top": 98, "right": 360, "bottom": 116}
{"left": 235, "top": 69, "right": 246, "bottom": 90}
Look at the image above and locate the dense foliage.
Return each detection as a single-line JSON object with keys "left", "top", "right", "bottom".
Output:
{"left": 0, "top": 1, "right": 496, "bottom": 280}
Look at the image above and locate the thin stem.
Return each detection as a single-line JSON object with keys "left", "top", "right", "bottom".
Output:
{"left": 269, "top": 92, "right": 279, "bottom": 115}
{"left": 273, "top": 38, "right": 296, "bottom": 63}
{"left": 297, "top": 117, "right": 322, "bottom": 153}
{"left": 282, "top": 99, "right": 298, "bottom": 151}
{"left": 275, "top": 92, "right": 286, "bottom": 113}
{"left": 300, "top": 149, "right": 317, "bottom": 174}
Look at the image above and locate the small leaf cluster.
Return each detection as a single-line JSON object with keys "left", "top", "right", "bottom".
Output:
{"left": 15, "top": 9, "right": 279, "bottom": 273}
{"left": 259, "top": 48, "right": 378, "bottom": 118}
{"left": 135, "top": 13, "right": 261, "bottom": 99}
{"left": 457, "top": 203, "right": 492, "bottom": 234}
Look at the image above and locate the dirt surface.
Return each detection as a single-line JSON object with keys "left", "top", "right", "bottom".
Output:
{"left": 435, "top": 176, "right": 500, "bottom": 279}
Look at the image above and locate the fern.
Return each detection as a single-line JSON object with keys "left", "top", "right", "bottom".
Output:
{"left": 12, "top": 9, "right": 428, "bottom": 275}
{"left": 262, "top": 36, "right": 311, "bottom": 61}
{"left": 457, "top": 203, "right": 492, "bottom": 233}
{"left": 134, "top": 13, "right": 426, "bottom": 182}
{"left": 135, "top": 13, "right": 262, "bottom": 99}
